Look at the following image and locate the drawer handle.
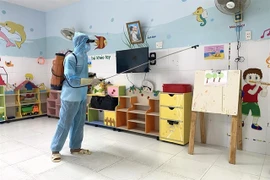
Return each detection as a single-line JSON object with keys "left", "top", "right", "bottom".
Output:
{"left": 168, "top": 94, "right": 174, "bottom": 97}
{"left": 167, "top": 120, "right": 179, "bottom": 125}
{"left": 168, "top": 107, "right": 175, "bottom": 110}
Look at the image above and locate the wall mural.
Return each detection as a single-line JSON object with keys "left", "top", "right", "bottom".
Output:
{"left": 193, "top": 7, "right": 208, "bottom": 27}
{"left": 242, "top": 68, "right": 268, "bottom": 131}
{"left": 0, "top": 21, "right": 26, "bottom": 49}
{"left": 260, "top": 28, "right": 270, "bottom": 39}
{"left": 266, "top": 55, "right": 270, "bottom": 68}
{"left": 94, "top": 35, "right": 107, "bottom": 50}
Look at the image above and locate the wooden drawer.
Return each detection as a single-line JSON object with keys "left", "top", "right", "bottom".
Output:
{"left": 160, "top": 93, "right": 184, "bottom": 107}
{"left": 160, "top": 106, "right": 184, "bottom": 120}
{"left": 104, "top": 111, "right": 116, "bottom": 127}
{"left": 160, "top": 119, "right": 184, "bottom": 144}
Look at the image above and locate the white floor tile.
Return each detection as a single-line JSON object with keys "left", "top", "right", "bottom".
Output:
{"left": 0, "top": 165, "right": 30, "bottom": 180}
{"left": 0, "top": 146, "right": 44, "bottom": 165}
{"left": 16, "top": 154, "right": 63, "bottom": 175}
{"left": 0, "top": 159, "right": 10, "bottom": 168}
{"left": 0, "top": 135, "right": 10, "bottom": 143}
{"left": 0, "top": 140, "right": 26, "bottom": 154}
{"left": 176, "top": 145, "right": 223, "bottom": 164}
{"left": 158, "top": 156, "right": 211, "bottom": 179}
{"left": 140, "top": 171, "right": 193, "bottom": 180}
{"left": 146, "top": 140, "right": 185, "bottom": 155}
{"left": 202, "top": 166, "right": 260, "bottom": 180}
{"left": 261, "top": 156, "right": 270, "bottom": 179}
{"left": 100, "top": 141, "right": 142, "bottom": 158}
{"left": 102, "top": 132, "right": 155, "bottom": 148}
{"left": 260, "top": 177, "right": 270, "bottom": 180}
{"left": 99, "top": 160, "right": 152, "bottom": 180}
{"left": 35, "top": 163, "right": 91, "bottom": 180}
{"left": 72, "top": 151, "right": 122, "bottom": 172}
{"left": 214, "top": 150, "right": 265, "bottom": 176}
{"left": 81, "top": 172, "right": 114, "bottom": 180}
{"left": 1, "top": 117, "right": 269, "bottom": 180}
{"left": 127, "top": 149, "right": 173, "bottom": 168}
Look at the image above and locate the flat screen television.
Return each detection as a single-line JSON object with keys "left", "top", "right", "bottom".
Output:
{"left": 116, "top": 47, "right": 149, "bottom": 73}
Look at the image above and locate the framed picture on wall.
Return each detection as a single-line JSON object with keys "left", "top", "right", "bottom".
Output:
{"left": 126, "top": 21, "right": 144, "bottom": 44}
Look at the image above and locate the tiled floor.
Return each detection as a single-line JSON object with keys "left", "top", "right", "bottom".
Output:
{"left": 0, "top": 117, "right": 269, "bottom": 180}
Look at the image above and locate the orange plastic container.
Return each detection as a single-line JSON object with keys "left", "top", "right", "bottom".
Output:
{"left": 50, "top": 53, "right": 65, "bottom": 90}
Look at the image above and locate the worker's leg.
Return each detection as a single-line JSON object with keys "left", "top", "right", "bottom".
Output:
{"left": 69, "top": 99, "right": 90, "bottom": 154}
{"left": 50, "top": 100, "right": 80, "bottom": 153}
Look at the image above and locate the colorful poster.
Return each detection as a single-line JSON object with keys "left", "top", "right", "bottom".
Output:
{"left": 204, "top": 45, "right": 224, "bottom": 60}
{"left": 204, "top": 70, "right": 228, "bottom": 86}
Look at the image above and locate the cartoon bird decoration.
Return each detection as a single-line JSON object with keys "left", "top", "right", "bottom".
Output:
{"left": 193, "top": 7, "right": 208, "bottom": 27}
{"left": 94, "top": 35, "right": 107, "bottom": 50}
{"left": 5, "top": 61, "right": 14, "bottom": 67}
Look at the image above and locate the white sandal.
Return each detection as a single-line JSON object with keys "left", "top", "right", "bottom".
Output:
{"left": 70, "top": 149, "right": 92, "bottom": 155}
{"left": 51, "top": 153, "right": 61, "bottom": 162}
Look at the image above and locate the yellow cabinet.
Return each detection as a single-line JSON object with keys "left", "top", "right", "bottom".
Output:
{"left": 160, "top": 106, "right": 184, "bottom": 120}
{"left": 159, "top": 92, "right": 192, "bottom": 145}
{"left": 160, "top": 93, "right": 184, "bottom": 107}
{"left": 160, "top": 119, "right": 184, "bottom": 144}
{"left": 104, "top": 111, "right": 116, "bottom": 127}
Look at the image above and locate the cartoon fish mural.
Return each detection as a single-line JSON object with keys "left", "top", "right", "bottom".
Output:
{"left": 0, "top": 21, "right": 26, "bottom": 48}
{"left": 94, "top": 35, "right": 107, "bottom": 50}
{"left": 193, "top": 7, "right": 208, "bottom": 27}
{"left": 0, "top": 27, "right": 16, "bottom": 47}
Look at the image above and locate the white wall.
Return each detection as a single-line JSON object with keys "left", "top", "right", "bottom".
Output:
{"left": 0, "top": 56, "right": 51, "bottom": 88}
{"left": 87, "top": 39, "right": 270, "bottom": 155}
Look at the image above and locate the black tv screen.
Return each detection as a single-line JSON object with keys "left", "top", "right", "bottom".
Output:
{"left": 116, "top": 47, "right": 149, "bottom": 73}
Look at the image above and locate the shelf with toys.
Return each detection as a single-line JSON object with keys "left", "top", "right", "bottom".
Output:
{"left": 0, "top": 78, "right": 49, "bottom": 122}
{"left": 87, "top": 82, "right": 161, "bottom": 137}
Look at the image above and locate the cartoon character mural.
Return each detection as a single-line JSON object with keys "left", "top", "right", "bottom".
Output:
{"left": 193, "top": 7, "right": 208, "bottom": 27}
{"left": 242, "top": 68, "right": 268, "bottom": 130}
{"left": 94, "top": 35, "right": 107, "bottom": 50}
{"left": 0, "top": 27, "right": 16, "bottom": 47}
{"left": 0, "top": 21, "right": 26, "bottom": 48}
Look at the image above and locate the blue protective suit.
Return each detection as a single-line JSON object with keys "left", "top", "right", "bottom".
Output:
{"left": 51, "top": 32, "right": 90, "bottom": 152}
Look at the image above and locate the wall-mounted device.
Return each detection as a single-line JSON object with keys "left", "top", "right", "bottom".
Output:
{"left": 149, "top": 52, "right": 156, "bottom": 65}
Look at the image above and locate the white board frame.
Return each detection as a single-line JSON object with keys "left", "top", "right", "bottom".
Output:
{"left": 192, "top": 70, "right": 241, "bottom": 116}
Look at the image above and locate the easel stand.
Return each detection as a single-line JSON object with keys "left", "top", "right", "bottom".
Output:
{"left": 188, "top": 70, "right": 242, "bottom": 164}
{"left": 188, "top": 101, "right": 242, "bottom": 164}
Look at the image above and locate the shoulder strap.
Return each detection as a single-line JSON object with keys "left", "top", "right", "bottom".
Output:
{"left": 71, "top": 53, "right": 78, "bottom": 65}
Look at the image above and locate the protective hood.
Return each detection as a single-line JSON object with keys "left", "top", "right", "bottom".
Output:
{"left": 73, "top": 32, "right": 91, "bottom": 54}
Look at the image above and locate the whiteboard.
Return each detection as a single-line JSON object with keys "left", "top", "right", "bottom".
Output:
{"left": 192, "top": 70, "right": 241, "bottom": 116}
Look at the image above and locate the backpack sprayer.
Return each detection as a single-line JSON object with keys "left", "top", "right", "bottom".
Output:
{"left": 50, "top": 45, "right": 199, "bottom": 90}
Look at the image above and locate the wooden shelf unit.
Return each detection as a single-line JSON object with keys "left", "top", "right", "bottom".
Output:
{"left": 86, "top": 84, "right": 161, "bottom": 137}
{"left": 0, "top": 85, "right": 49, "bottom": 122}
{"left": 47, "top": 90, "right": 61, "bottom": 118}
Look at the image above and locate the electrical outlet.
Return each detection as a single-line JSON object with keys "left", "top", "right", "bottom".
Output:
{"left": 245, "top": 31, "right": 252, "bottom": 40}
{"left": 156, "top": 41, "right": 163, "bottom": 48}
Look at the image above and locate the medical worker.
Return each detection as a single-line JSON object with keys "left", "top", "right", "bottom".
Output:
{"left": 51, "top": 32, "right": 101, "bottom": 162}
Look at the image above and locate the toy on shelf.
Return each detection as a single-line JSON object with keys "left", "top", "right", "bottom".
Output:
{"left": 90, "top": 80, "right": 111, "bottom": 95}
{"left": 21, "top": 104, "right": 39, "bottom": 116}
{"left": 15, "top": 80, "right": 38, "bottom": 103}
{"left": 38, "top": 83, "right": 47, "bottom": 92}
{"left": 5, "top": 83, "right": 16, "bottom": 94}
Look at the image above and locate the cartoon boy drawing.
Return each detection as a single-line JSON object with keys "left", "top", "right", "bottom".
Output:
{"left": 242, "top": 68, "right": 268, "bottom": 130}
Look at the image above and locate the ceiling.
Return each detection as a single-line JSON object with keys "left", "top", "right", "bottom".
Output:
{"left": 1, "top": 0, "right": 80, "bottom": 12}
